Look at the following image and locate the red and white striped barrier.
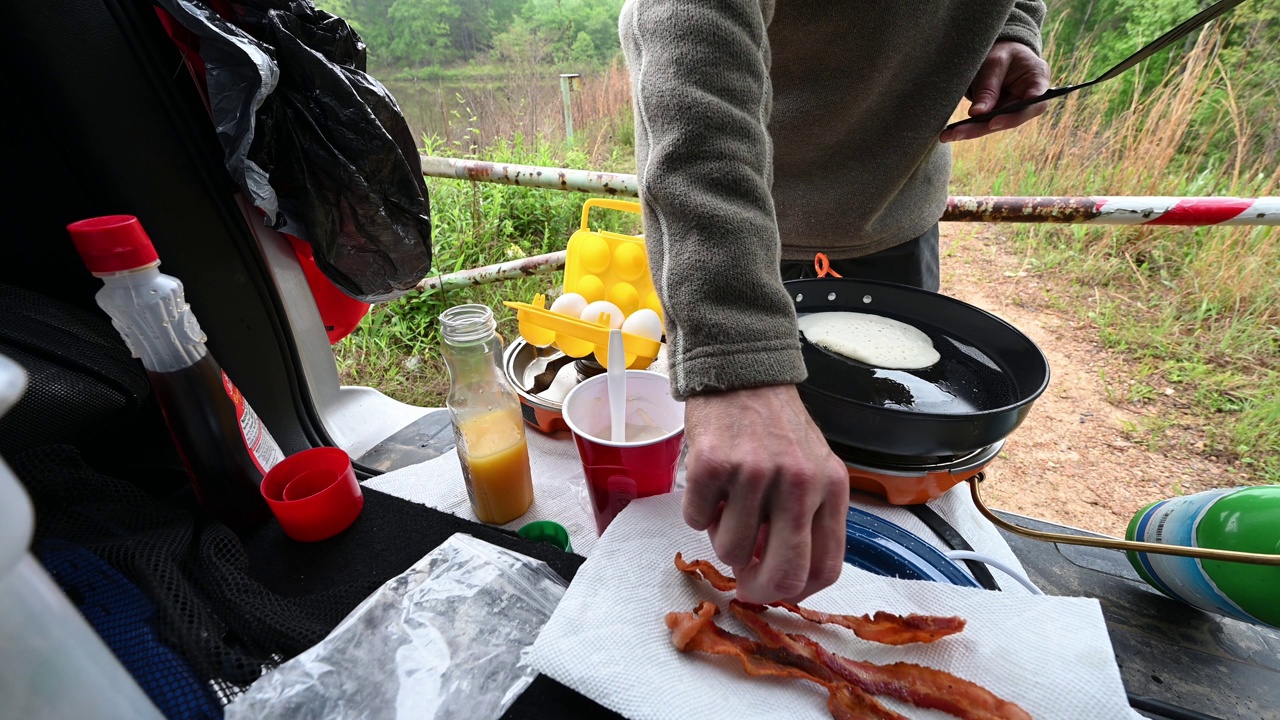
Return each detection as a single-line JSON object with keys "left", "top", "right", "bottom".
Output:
{"left": 420, "top": 156, "right": 1280, "bottom": 226}
{"left": 944, "top": 196, "right": 1280, "bottom": 226}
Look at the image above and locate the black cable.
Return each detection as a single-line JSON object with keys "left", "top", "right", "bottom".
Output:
{"left": 1127, "top": 694, "right": 1223, "bottom": 720}
{"left": 904, "top": 503, "right": 1002, "bottom": 591}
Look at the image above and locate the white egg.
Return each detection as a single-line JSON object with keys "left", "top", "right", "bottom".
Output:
{"left": 579, "top": 300, "right": 624, "bottom": 329}
{"left": 549, "top": 292, "right": 588, "bottom": 318}
{"left": 621, "top": 308, "right": 663, "bottom": 342}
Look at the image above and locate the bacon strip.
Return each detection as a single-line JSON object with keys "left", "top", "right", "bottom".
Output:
{"left": 674, "top": 553, "right": 737, "bottom": 591}
{"left": 775, "top": 602, "right": 966, "bottom": 645}
{"left": 675, "top": 553, "right": 966, "bottom": 645}
{"left": 666, "top": 602, "right": 905, "bottom": 720}
{"left": 730, "top": 601, "right": 1031, "bottom": 720}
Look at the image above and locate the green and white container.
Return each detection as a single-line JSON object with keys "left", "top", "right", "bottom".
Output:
{"left": 1126, "top": 486, "right": 1280, "bottom": 628}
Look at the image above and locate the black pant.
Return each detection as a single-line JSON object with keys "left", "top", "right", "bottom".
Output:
{"left": 779, "top": 224, "right": 940, "bottom": 292}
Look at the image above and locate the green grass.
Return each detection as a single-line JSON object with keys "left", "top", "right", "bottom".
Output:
{"left": 334, "top": 133, "right": 639, "bottom": 407}
{"left": 960, "top": 218, "right": 1280, "bottom": 483}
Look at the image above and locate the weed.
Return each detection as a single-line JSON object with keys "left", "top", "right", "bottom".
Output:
{"left": 952, "top": 23, "right": 1278, "bottom": 483}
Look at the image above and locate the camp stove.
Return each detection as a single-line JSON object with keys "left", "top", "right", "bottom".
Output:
{"left": 829, "top": 439, "right": 1004, "bottom": 505}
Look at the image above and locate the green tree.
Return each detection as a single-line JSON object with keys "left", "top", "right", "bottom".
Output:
{"left": 569, "top": 30, "right": 597, "bottom": 64}
{"left": 517, "top": 0, "right": 624, "bottom": 63}
{"left": 386, "top": 0, "right": 461, "bottom": 65}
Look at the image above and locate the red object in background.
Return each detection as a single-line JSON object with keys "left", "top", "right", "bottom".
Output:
{"left": 155, "top": 4, "right": 370, "bottom": 345}
{"left": 261, "top": 447, "right": 363, "bottom": 542}
{"left": 285, "top": 235, "right": 370, "bottom": 344}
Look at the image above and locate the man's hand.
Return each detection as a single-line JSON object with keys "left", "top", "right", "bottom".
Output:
{"left": 682, "top": 384, "right": 849, "bottom": 604}
{"left": 940, "top": 40, "right": 1050, "bottom": 143}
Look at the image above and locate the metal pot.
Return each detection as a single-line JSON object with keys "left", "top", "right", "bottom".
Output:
{"left": 504, "top": 339, "right": 568, "bottom": 433}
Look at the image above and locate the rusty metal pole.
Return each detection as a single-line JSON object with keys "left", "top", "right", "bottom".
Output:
{"left": 416, "top": 251, "right": 568, "bottom": 293}
{"left": 420, "top": 156, "right": 1280, "bottom": 226}
{"left": 415, "top": 157, "right": 1280, "bottom": 292}
{"left": 420, "top": 155, "right": 639, "bottom": 196}
{"left": 944, "top": 196, "right": 1280, "bottom": 225}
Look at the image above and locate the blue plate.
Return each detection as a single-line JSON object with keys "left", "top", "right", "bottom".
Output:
{"left": 844, "top": 506, "right": 979, "bottom": 587}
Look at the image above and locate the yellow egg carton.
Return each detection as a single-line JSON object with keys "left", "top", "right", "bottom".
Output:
{"left": 503, "top": 199, "right": 663, "bottom": 369}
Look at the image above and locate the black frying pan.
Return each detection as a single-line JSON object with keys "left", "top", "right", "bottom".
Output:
{"left": 786, "top": 278, "right": 1049, "bottom": 459}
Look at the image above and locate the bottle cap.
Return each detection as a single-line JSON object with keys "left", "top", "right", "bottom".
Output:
{"left": 517, "top": 520, "right": 573, "bottom": 553}
{"left": 261, "top": 447, "right": 363, "bottom": 542}
{"left": 66, "top": 215, "right": 160, "bottom": 273}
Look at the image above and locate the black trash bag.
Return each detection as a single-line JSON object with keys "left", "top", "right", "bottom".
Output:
{"left": 154, "top": 0, "right": 431, "bottom": 302}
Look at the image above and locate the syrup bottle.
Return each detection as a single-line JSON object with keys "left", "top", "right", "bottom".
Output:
{"left": 67, "top": 216, "right": 284, "bottom": 529}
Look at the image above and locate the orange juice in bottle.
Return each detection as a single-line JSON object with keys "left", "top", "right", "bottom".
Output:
{"left": 440, "top": 304, "right": 534, "bottom": 524}
{"left": 456, "top": 409, "right": 534, "bottom": 523}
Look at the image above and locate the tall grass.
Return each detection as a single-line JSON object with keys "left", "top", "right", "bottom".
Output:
{"left": 951, "top": 26, "right": 1279, "bottom": 481}
{"left": 384, "top": 60, "right": 634, "bottom": 157}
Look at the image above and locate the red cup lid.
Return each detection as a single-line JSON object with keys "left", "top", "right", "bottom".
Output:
{"left": 66, "top": 215, "right": 160, "bottom": 274}
{"left": 261, "top": 448, "right": 363, "bottom": 542}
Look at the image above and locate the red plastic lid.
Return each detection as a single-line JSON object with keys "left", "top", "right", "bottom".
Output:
{"left": 66, "top": 215, "right": 160, "bottom": 273}
{"left": 261, "top": 447, "right": 363, "bottom": 542}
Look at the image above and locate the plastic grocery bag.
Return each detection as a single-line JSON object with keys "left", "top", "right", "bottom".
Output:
{"left": 153, "top": 0, "right": 432, "bottom": 302}
{"left": 224, "top": 534, "right": 567, "bottom": 720}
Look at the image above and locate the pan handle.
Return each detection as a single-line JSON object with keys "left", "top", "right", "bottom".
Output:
{"left": 967, "top": 476, "right": 1280, "bottom": 566}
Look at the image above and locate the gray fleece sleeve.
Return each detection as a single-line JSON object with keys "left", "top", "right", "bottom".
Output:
{"left": 998, "top": 0, "right": 1047, "bottom": 55}
{"left": 619, "top": 0, "right": 806, "bottom": 401}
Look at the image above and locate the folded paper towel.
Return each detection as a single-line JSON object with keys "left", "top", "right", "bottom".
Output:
{"left": 529, "top": 493, "right": 1135, "bottom": 720}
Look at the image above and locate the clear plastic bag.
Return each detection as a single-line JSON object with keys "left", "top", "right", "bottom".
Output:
{"left": 225, "top": 534, "right": 567, "bottom": 720}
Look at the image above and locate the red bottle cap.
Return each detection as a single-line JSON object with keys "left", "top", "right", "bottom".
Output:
{"left": 66, "top": 215, "right": 160, "bottom": 273}
{"left": 261, "top": 447, "right": 364, "bottom": 542}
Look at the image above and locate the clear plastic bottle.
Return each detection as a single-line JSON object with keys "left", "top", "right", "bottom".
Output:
{"left": 0, "top": 354, "right": 164, "bottom": 720}
{"left": 67, "top": 215, "right": 284, "bottom": 529}
{"left": 439, "top": 304, "right": 534, "bottom": 524}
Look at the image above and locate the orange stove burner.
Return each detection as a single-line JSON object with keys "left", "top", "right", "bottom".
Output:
{"left": 839, "top": 441, "right": 1004, "bottom": 505}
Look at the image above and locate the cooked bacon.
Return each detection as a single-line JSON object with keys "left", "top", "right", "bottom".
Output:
{"left": 730, "top": 601, "right": 1031, "bottom": 720}
{"left": 674, "top": 553, "right": 737, "bottom": 591}
{"left": 775, "top": 602, "right": 966, "bottom": 645}
{"left": 666, "top": 602, "right": 906, "bottom": 720}
{"left": 675, "top": 553, "right": 966, "bottom": 645}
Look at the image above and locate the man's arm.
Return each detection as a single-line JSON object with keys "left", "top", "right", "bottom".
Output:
{"left": 940, "top": 0, "right": 1050, "bottom": 143}
{"left": 619, "top": 0, "right": 803, "bottom": 399}
{"left": 619, "top": 0, "right": 849, "bottom": 605}
{"left": 999, "top": 0, "right": 1046, "bottom": 55}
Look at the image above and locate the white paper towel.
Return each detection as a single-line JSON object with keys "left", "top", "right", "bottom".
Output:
{"left": 366, "top": 428, "right": 1029, "bottom": 592}
{"left": 528, "top": 493, "right": 1135, "bottom": 720}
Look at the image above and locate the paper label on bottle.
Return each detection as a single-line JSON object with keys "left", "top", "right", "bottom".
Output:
{"left": 222, "top": 371, "right": 285, "bottom": 475}
{"left": 1130, "top": 490, "right": 1257, "bottom": 623}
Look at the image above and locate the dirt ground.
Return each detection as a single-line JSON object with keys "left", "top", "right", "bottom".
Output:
{"left": 939, "top": 226, "right": 1238, "bottom": 537}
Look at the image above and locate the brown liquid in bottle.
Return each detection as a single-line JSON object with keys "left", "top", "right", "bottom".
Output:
{"left": 148, "top": 354, "right": 272, "bottom": 530}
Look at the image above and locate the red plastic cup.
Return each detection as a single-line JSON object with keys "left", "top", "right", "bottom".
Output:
{"left": 562, "top": 370, "right": 685, "bottom": 535}
{"left": 261, "top": 447, "right": 363, "bottom": 542}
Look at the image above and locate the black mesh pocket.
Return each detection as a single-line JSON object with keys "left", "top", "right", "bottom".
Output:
{"left": 13, "top": 445, "right": 380, "bottom": 701}
{"left": 0, "top": 284, "right": 149, "bottom": 457}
